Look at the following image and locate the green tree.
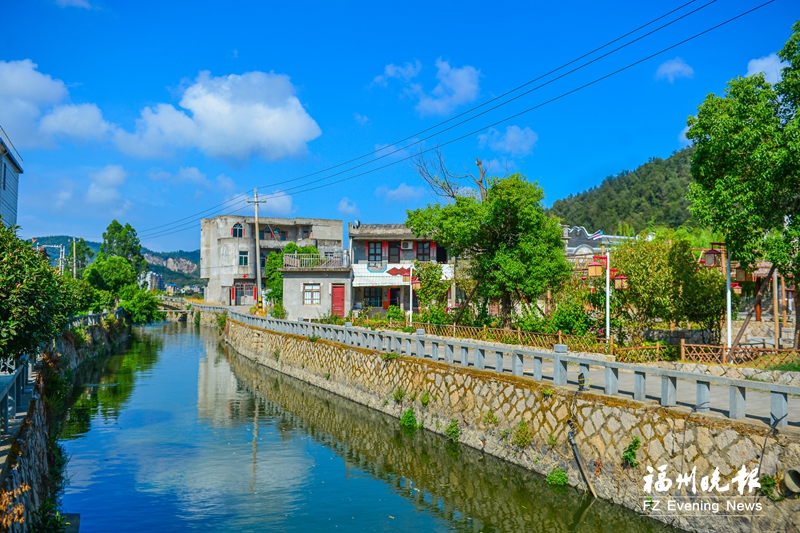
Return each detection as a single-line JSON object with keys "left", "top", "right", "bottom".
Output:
{"left": 263, "top": 242, "right": 319, "bottom": 305}
{"left": 413, "top": 260, "right": 450, "bottom": 313}
{"left": 686, "top": 21, "right": 800, "bottom": 344}
{"left": 100, "top": 220, "right": 148, "bottom": 275}
{"left": 0, "top": 224, "right": 76, "bottom": 361}
{"left": 83, "top": 253, "right": 137, "bottom": 294}
{"left": 407, "top": 173, "right": 570, "bottom": 326}
{"left": 119, "top": 290, "right": 165, "bottom": 324}
{"left": 65, "top": 237, "right": 95, "bottom": 278}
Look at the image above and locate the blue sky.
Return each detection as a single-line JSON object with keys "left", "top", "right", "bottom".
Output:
{"left": 2, "top": 0, "right": 797, "bottom": 251}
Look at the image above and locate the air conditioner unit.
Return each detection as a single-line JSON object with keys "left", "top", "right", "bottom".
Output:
{"left": 401, "top": 241, "right": 414, "bottom": 250}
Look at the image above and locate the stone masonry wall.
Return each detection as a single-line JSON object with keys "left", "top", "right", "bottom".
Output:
{"left": 0, "top": 316, "right": 129, "bottom": 532}
{"left": 220, "top": 315, "right": 800, "bottom": 533}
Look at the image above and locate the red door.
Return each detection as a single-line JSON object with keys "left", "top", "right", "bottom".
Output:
{"left": 332, "top": 285, "right": 345, "bottom": 318}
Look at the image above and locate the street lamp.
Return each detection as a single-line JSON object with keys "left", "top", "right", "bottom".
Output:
{"left": 731, "top": 282, "right": 742, "bottom": 295}
{"left": 614, "top": 274, "right": 629, "bottom": 290}
{"left": 704, "top": 247, "right": 722, "bottom": 268}
{"left": 587, "top": 261, "right": 603, "bottom": 278}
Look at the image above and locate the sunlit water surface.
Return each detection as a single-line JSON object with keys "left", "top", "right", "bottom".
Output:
{"left": 60, "top": 323, "right": 678, "bottom": 532}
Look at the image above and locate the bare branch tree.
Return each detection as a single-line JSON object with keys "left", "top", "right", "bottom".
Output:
{"left": 413, "top": 146, "right": 492, "bottom": 201}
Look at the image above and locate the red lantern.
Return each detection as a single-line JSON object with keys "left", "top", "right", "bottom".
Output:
{"left": 614, "top": 274, "right": 628, "bottom": 290}
{"left": 704, "top": 248, "right": 721, "bottom": 267}
{"left": 587, "top": 261, "right": 604, "bottom": 278}
{"left": 731, "top": 282, "right": 742, "bottom": 295}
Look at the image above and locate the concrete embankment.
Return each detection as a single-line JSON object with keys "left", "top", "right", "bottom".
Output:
{"left": 0, "top": 313, "right": 129, "bottom": 533}
{"left": 202, "top": 311, "right": 799, "bottom": 533}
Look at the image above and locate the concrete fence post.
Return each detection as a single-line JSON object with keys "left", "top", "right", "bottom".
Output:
{"left": 729, "top": 385, "right": 746, "bottom": 419}
{"left": 460, "top": 346, "right": 469, "bottom": 367}
{"left": 553, "top": 344, "right": 568, "bottom": 386}
{"left": 634, "top": 372, "right": 646, "bottom": 401}
{"left": 512, "top": 351, "right": 523, "bottom": 376}
{"left": 660, "top": 376, "right": 677, "bottom": 406}
{"left": 431, "top": 342, "right": 439, "bottom": 361}
{"left": 416, "top": 329, "right": 425, "bottom": 357}
{"left": 345, "top": 322, "right": 352, "bottom": 345}
{"left": 445, "top": 343, "right": 454, "bottom": 365}
{"left": 579, "top": 363, "right": 590, "bottom": 384}
{"left": 533, "top": 356, "right": 543, "bottom": 380}
{"left": 696, "top": 381, "right": 711, "bottom": 413}
{"left": 475, "top": 347, "right": 485, "bottom": 370}
{"left": 771, "top": 392, "right": 788, "bottom": 428}
{"left": 605, "top": 366, "right": 619, "bottom": 395}
{"left": 495, "top": 351, "right": 504, "bottom": 373}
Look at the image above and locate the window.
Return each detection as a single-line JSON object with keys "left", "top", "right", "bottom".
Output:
{"left": 388, "top": 241, "right": 401, "bottom": 263}
{"left": 303, "top": 283, "right": 321, "bottom": 305}
{"left": 364, "top": 287, "right": 383, "bottom": 308}
{"left": 368, "top": 241, "right": 382, "bottom": 263}
{"left": 416, "top": 241, "right": 430, "bottom": 262}
{"left": 232, "top": 223, "right": 243, "bottom": 238}
{"left": 239, "top": 251, "right": 249, "bottom": 266}
{"left": 260, "top": 253, "right": 267, "bottom": 268}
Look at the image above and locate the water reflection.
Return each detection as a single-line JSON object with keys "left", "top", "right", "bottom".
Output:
{"left": 218, "top": 343, "right": 678, "bottom": 533}
{"left": 60, "top": 324, "right": 678, "bottom": 533}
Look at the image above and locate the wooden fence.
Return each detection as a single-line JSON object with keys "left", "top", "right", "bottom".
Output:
{"left": 614, "top": 340, "right": 799, "bottom": 370}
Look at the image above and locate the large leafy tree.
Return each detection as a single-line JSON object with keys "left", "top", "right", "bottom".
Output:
{"left": 407, "top": 173, "right": 570, "bottom": 326}
{"left": 0, "top": 224, "right": 77, "bottom": 361}
{"left": 100, "top": 220, "right": 148, "bottom": 276}
{"left": 686, "top": 21, "right": 800, "bottom": 344}
{"left": 83, "top": 253, "right": 137, "bottom": 294}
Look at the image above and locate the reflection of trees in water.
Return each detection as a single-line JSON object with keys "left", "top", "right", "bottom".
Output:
{"left": 61, "top": 330, "right": 163, "bottom": 440}
{"left": 222, "top": 345, "right": 678, "bottom": 533}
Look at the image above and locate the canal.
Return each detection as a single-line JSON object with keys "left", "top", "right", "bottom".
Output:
{"left": 60, "top": 322, "right": 679, "bottom": 532}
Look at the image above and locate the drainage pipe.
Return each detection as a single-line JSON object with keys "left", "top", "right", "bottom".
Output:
{"left": 567, "top": 420, "right": 597, "bottom": 499}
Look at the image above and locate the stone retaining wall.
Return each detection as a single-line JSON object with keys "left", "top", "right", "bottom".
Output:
{"left": 219, "top": 315, "right": 800, "bottom": 533}
{"left": 0, "top": 316, "right": 129, "bottom": 532}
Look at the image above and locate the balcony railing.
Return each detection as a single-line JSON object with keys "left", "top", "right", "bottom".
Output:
{"left": 282, "top": 253, "right": 350, "bottom": 269}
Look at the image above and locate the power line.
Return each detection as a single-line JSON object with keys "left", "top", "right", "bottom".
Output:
{"left": 137, "top": 0, "right": 707, "bottom": 238}
{"left": 140, "top": 0, "right": 773, "bottom": 242}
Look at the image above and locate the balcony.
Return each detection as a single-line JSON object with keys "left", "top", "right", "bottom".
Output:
{"left": 282, "top": 252, "right": 350, "bottom": 270}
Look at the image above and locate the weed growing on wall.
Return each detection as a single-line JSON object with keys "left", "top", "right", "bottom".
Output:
{"left": 445, "top": 419, "right": 460, "bottom": 443}
{"left": 216, "top": 312, "right": 227, "bottom": 332}
{"left": 380, "top": 352, "right": 400, "bottom": 361}
{"left": 512, "top": 421, "right": 532, "bottom": 448}
{"left": 483, "top": 410, "right": 498, "bottom": 425}
{"left": 399, "top": 408, "right": 419, "bottom": 430}
{"left": 546, "top": 468, "right": 569, "bottom": 486}
{"left": 193, "top": 311, "right": 201, "bottom": 327}
{"left": 273, "top": 349, "right": 280, "bottom": 362}
{"left": 420, "top": 391, "right": 431, "bottom": 408}
{"left": 622, "top": 436, "right": 641, "bottom": 467}
{"left": 309, "top": 335, "right": 320, "bottom": 342}
{"left": 393, "top": 388, "right": 406, "bottom": 403}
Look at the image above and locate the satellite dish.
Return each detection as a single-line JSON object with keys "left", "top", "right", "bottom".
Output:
{"left": 354, "top": 219, "right": 361, "bottom": 228}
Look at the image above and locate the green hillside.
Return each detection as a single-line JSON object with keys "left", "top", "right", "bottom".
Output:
{"left": 549, "top": 147, "right": 694, "bottom": 233}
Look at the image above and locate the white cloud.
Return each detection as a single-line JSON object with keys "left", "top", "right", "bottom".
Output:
{"left": 353, "top": 113, "right": 369, "bottom": 125}
{"left": 678, "top": 124, "right": 691, "bottom": 146}
{"left": 409, "top": 59, "right": 480, "bottom": 116}
{"left": 337, "top": 197, "right": 359, "bottom": 216}
{"left": 262, "top": 190, "right": 294, "bottom": 216}
{"left": 214, "top": 174, "right": 237, "bottom": 194}
{"left": 56, "top": 0, "right": 91, "bottom": 8}
{"left": 655, "top": 57, "right": 694, "bottom": 83}
{"left": 478, "top": 125, "right": 538, "bottom": 156}
{"left": 114, "top": 70, "right": 322, "bottom": 161}
{"left": 54, "top": 182, "right": 74, "bottom": 209}
{"left": 373, "top": 60, "right": 422, "bottom": 86}
{"left": 0, "top": 59, "right": 111, "bottom": 148}
{"left": 86, "top": 165, "right": 129, "bottom": 214}
{"left": 746, "top": 53, "right": 783, "bottom": 84}
{"left": 376, "top": 183, "right": 426, "bottom": 203}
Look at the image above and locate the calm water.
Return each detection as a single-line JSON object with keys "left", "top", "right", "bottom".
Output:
{"left": 60, "top": 323, "right": 678, "bottom": 532}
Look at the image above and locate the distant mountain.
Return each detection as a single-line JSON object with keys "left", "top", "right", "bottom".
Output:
{"left": 30, "top": 235, "right": 205, "bottom": 286}
{"left": 549, "top": 148, "right": 695, "bottom": 234}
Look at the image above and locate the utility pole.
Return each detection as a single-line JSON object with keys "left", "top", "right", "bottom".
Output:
{"left": 73, "top": 236, "right": 77, "bottom": 278}
{"left": 247, "top": 188, "right": 267, "bottom": 312}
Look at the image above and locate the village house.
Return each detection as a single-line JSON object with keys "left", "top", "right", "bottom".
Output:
{"left": 200, "top": 215, "right": 344, "bottom": 306}
{"left": 0, "top": 125, "right": 22, "bottom": 228}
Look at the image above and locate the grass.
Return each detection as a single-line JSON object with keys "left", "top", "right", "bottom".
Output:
{"left": 380, "top": 352, "right": 400, "bottom": 361}
{"left": 499, "top": 428, "right": 510, "bottom": 441}
{"left": 542, "top": 387, "right": 554, "bottom": 398}
{"left": 273, "top": 349, "right": 280, "bottom": 361}
{"left": 399, "top": 408, "right": 420, "bottom": 431}
{"left": 445, "top": 419, "right": 460, "bottom": 443}
{"left": 420, "top": 391, "right": 431, "bottom": 408}
{"left": 483, "top": 410, "right": 498, "bottom": 426}
{"left": 324, "top": 372, "right": 331, "bottom": 380}
{"left": 512, "top": 421, "right": 532, "bottom": 448}
{"left": 546, "top": 468, "right": 569, "bottom": 487}
{"left": 393, "top": 388, "right": 406, "bottom": 403}
{"left": 547, "top": 433, "right": 557, "bottom": 448}
{"left": 622, "top": 436, "right": 641, "bottom": 467}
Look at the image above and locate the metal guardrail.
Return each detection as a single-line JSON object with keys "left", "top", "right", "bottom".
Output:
{"left": 282, "top": 253, "right": 350, "bottom": 269}
{"left": 194, "top": 309, "right": 799, "bottom": 429}
{"left": 0, "top": 358, "right": 31, "bottom": 434}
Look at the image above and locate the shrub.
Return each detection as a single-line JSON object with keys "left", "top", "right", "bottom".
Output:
{"left": 216, "top": 312, "right": 227, "bottom": 331}
{"left": 542, "top": 387, "right": 554, "bottom": 398}
{"left": 120, "top": 289, "right": 165, "bottom": 324}
{"left": 271, "top": 302, "right": 287, "bottom": 319}
{"left": 622, "top": 436, "right": 641, "bottom": 467}
{"left": 309, "top": 335, "right": 320, "bottom": 342}
{"left": 445, "top": 419, "right": 460, "bottom": 443}
{"left": 546, "top": 468, "right": 569, "bottom": 486}
{"left": 386, "top": 305, "right": 405, "bottom": 321}
{"left": 399, "top": 408, "right": 418, "bottom": 430}
{"left": 758, "top": 475, "right": 782, "bottom": 501}
{"left": 380, "top": 352, "right": 400, "bottom": 361}
{"left": 512, "top": 421, "right": 532, "bottom": 448}
{"left": 193, "top": 311, "right": 201, "bottom": 327}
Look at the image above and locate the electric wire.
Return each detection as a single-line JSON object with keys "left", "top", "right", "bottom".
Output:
{"left": 137, "top": 0, "right": 708, "bottom": 237}
{"left": 140, "top": 0, "right": 773, "bottom": 242}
